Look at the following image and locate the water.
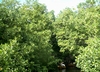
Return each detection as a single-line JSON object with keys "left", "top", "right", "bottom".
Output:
{"left": 58, "top": 67, "right": 80, "bottom": 72}
{"left": 66, "top": 69, "right": 80, "bottom": 72}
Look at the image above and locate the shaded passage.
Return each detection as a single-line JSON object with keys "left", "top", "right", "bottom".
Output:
{"left": 57, "top": 60, "right": 81, "bottom": 72}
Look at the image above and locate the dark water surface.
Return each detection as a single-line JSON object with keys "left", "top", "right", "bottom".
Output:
{"left": 58, "top": 67, "right": 80, "bottom": 72}
{"left": 66, "top": 69, "right": 80, "bottom": 72}
{"left": 67, "top": 67, "right": 80, "bottom": 72}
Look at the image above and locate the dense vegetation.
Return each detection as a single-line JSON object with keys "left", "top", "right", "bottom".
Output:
{"left": 0, "top": 0, "right": 100, "bottom": 72}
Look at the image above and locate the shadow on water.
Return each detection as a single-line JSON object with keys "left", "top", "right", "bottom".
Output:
{"left": 66, "top": 67, "right": 80, "bottom": 72}
{"left": 58, "top": 67, "right": 81, "bottom": 72}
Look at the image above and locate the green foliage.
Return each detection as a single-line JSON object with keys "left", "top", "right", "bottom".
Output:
{"left": 76, "top": 37, "right": 100, "bottom": 72}
{"left": 0, "top": 38, "right": 29, "bottom": 72}
{"left": 0, "top": 0, "right": 58, "bottom": 72}
{"left": 1, "top": 0, "right": 100, "bottom": 72}
{"left": 53, "top": 0, "right": 100, "bottom": 72}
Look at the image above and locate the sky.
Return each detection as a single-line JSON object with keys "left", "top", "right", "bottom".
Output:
{"left": 38, "top": 0, "right": 85, "bottom": 15}
{"left": 0, "top": 0, "right": 85, "bottom": 15}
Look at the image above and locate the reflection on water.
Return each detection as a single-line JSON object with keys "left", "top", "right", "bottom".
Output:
{"left": 58, "top": 67, "right": 80, "bottom": 72}
{"left": 66, "top": 69, "right": 80, "bottom": 72}
{"left": 67, "top": 67, "right": 80, "bottom": 72}
{"left": 58, "top": 69, "right": 66, "bottom": 72}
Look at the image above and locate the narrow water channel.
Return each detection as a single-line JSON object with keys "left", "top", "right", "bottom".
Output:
{"left": 66, "top": 69, "right": 80, "bottom": 72}
{"left": 58, "top": 67, "right": 80, "bottom": 72}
